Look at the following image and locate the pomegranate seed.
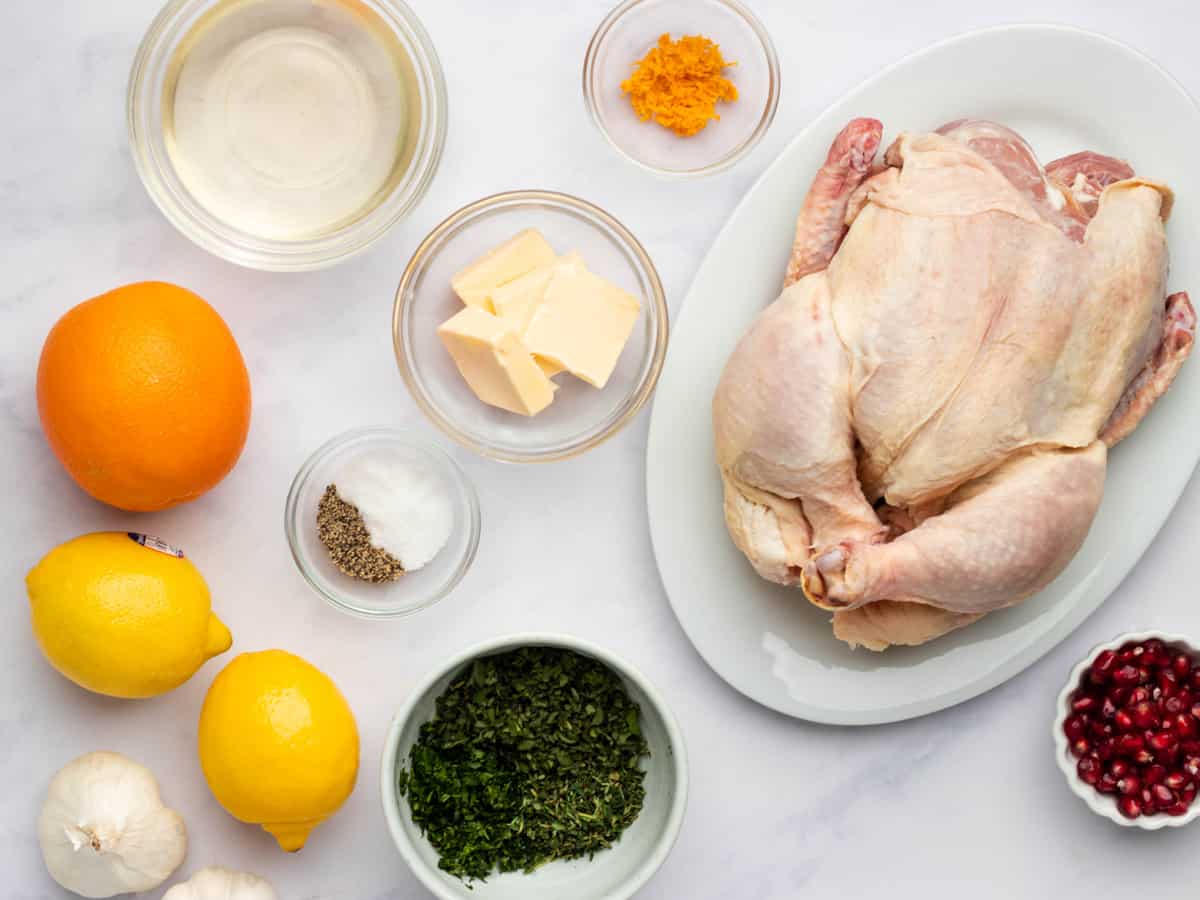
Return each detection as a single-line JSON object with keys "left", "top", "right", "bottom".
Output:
{"left": 1118, "top": 645, "right": 1138, "bottom": 662}
{"left": 1117, "top": 774, "right": 1141, "bottom": 796}
{"left": 1152, "top": 784, "right": 1177, "bottom": 806}
{"left": 1071, "top": 738, "right": 1091, "bottom": 757}
{"left": 1184, "top": 756, "right": 1200, "bottom": 777}
{"left": 1090, "top": 649, "right": 1119, "bottom": 683}
{"left": 1077, "top": 756, "right": 1101, "bottom": 784}
{"left": 1097, "top": 646, "right": 1122, "bottom": 663}
{"left": 1150, "top": 731, "right": 1178, "bottom": 752}
{"left": 1109, "top": 759, "right": 1131, "bottom": 778}
{"left": 1129, "top": 686, "right": 1151, "bottom": 705}
{"left": 1174, "top": 713, "right": 1198, "bottom": 738}
{"left": 1101, "top": 697, "right": 1118, "bottom": 720}
{"left": 1190, "top": 669, "right": 1200, "bottom": 690}
{"left": 1064, "top": 715, "right": 1087, "bottom": 741}
{"left": 1073, "top": 694, "right": 1099, "bottom": 714}
{"left": 1144, "top": 764, "right": 1167, "bottom": 785}
{"left": 1163, "top": 695, "right": 1187, "bottom": 715}
{"left": 1110, "top": 686, "right": 1132, "bottom": 706}
{"left": 1118, "top": 795, "right": 1143, "bottom": 818}
{"left": 1145, "top": 639, "right": 1167, "bottom": 656}
{"left": 1097, "top": 773, "right": 1119, "bottom": 794}
{"left": 1166, "top": 802, "right": 1190, "bottom": 816}
{"left": 1090, "top": 720, "right": 1113, "bottom": 740}
{"left": 1159, "top": 671, "right": 1179, "bottom": 697}
{"left": 1116, "top": 733, "right": 1145, "bottom": 755}
{"left": 1156, "top": 746, "right": 1182, "bottom": 767}
{"left": 1164, "top": 771, "right": 1190, "bottom": 791}
{"left": 1136, "top": 749, "right": 1157, "bottom": 766}
{"left": 1114, "top": 665, "right": 1142, "bottom": 686}
{"left": 1114, "top": 709, "right": 1135, "bottom": 732}
{"left": 1184, "top": 783, "right": 1198, "bottom": 804}
{"left": 1173, "top": 654, "right": 1193, "bottom": 679}
{"left": 1095, "top": 740, "right": 1116, "bottom": 761}
{"left": 1131, "top": 702, "right": 1159, "bottom": 729}
{"left": 1180, "top": 740, "right": 1200, "bottom": 757}
{"left": 1193, "top": 703, "right": 1200, "bottom": 720}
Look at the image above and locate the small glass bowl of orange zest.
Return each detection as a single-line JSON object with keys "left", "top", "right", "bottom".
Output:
{"left": 583, "top": 0, "right": 780, "bottom": 178}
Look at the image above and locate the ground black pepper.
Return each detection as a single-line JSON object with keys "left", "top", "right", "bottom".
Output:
{"left": 316, "top": 484, "right": 405, "bottom": 582}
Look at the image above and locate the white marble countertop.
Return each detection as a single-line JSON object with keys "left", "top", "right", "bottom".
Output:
{"left": 3, "top": 1, "right": 1200, "bottom": 897}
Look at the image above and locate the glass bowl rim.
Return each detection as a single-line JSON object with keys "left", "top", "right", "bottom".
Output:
{"left": 284, "top": 426, "right": 481, "bottom": 619}
{"left": 126, "top": 0, "right": 449, "bottom": 271}
{"left": 581, "top": 0, "right": 782, "bottom": 179}
{"left": 392, "top": 188, "right": 670, "bottom": 463}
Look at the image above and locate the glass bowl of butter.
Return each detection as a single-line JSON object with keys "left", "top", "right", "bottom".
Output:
{"left": 128, "top": 0, "right": 447, "bottom": 271}
{"left": 393, "top": 190, "right": 669, "bottom": 463}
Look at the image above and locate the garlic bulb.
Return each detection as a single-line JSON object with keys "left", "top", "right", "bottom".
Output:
{"left": 38, "top": 751, "right": 187, "bottom": 898}
{"left": 163, "top": 867, "right": 278, "bottom": 900}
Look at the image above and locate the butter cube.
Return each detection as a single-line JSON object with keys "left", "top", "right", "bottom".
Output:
{"left": 523, "top": 268, "right": 641, "bottom": 388}
{"left": 450, "top": 229, "right": 557, "bottom": 311}
{"left": 492, "top": 251, "right": 585, "bottom": 333}
{"left": 437, "top": 307, "right": 556, "bottom": 416}
{"left": 491, "top": 252, "right": 585, "bottom": 381}
{"left": 535, "top": 356, "right": 565, "bottom": 378}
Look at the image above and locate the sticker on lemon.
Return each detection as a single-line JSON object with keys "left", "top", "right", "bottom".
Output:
{"left": 26, "top": 532, "right": 232, "bottom": 698}
{"left": 199, "top": 650, "right": 359, "bottom": 852}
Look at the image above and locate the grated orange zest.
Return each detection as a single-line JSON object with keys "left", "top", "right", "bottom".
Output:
{"left": 621, "top": 33, "right": 738, "bottom": 138}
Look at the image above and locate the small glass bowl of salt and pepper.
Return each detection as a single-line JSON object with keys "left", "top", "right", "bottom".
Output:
{"left": 285, "top": 428, "right": 480, "bottom": 618}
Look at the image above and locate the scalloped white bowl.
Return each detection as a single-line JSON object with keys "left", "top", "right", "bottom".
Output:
{"left": 1053, "top": 630, "right": 1200, "bottom": 830}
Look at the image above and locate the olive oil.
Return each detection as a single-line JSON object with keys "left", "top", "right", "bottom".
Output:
{"left": 162, "top": 0, "right": 422, "bottom": 240}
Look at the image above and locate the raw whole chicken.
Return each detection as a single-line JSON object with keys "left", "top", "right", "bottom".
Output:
{"left": 713, "top": 117, "right": 1195, "bottom": 650}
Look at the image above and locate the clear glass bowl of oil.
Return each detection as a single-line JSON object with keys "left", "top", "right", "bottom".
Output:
{"left": 128, "top": 0, "right": 447, "bottom": 271}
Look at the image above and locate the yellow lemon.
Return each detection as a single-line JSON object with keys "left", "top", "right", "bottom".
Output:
{"left": 26, "top": 532, "right": 232, "bottom": 698}
{"left": 198, "top": 650, "right": 359, "bottom": 852}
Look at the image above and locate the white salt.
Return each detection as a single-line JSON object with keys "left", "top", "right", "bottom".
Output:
{"left": 334, "top": 450, "right": 453, "bottom": 572}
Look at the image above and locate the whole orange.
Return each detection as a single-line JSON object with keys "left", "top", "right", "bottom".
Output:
{"left": 37, "top": 282, "right": 251, "bottom": 511}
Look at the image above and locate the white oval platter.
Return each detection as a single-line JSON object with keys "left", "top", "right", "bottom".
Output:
{"left": 646, "top": 24, "right": 1200, "bottom": 724}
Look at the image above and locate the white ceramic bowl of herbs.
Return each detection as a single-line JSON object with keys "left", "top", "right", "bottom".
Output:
{"left": 379, "top": 632, "right": 689, "bottom": 900}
